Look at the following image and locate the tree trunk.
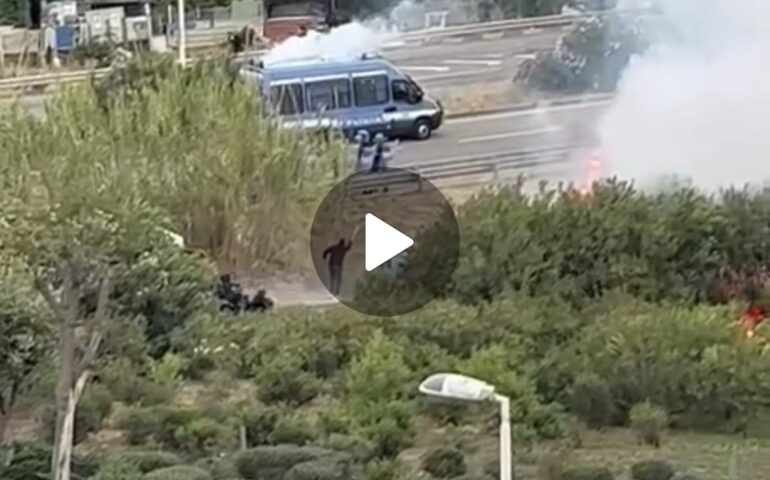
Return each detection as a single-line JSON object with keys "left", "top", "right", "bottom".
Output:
{"left": 52, "top": 371, "right": 89, "bottom": 480}
{"left": 50, "top": 269, "right": 77, "bottom": 478}
{"left": 44, "top": 269, "right": 109, "bottom": 480}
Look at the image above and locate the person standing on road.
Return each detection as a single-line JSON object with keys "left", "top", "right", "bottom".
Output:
{"left": 370, "top": 133, "right": 389, "bottom": 173}
{"left": 322, "top": 226, "right": 360, "bottom": 295}
{"left": 355, "top": 131, "right": 370, "bottom": 171}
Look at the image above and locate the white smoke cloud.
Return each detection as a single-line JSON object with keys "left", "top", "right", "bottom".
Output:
{"left": 261, "top": 0, "right": 437, "bottom": 66}
{"left": 262, "top": 22, "right": 398, "bottom": 65}
{"left": 599, "top": 0, "right": 770, "bottom": 191}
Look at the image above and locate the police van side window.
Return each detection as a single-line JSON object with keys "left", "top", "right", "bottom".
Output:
{"left": 353, "top": 75, "right": 389, "bottom": 106}
{"left": 305, "top": 79, "right": 352, "bottom": 112}
{"left": 270, "top": 84, "right": 304, "bottom": 115}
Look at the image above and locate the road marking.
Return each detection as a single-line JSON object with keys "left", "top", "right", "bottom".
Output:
{"left": 416, "top": 68, "right": 503, "bottom": 82}
{"left": 399, "top": 66, "right": 451, "bottom": 72}
{"left": 515, "top": 53, "right": 536, "bottom": 60}
{"left": 443, "top": 59, "right": 502, "bottom": 67}
{"left": 482, "top": 53, "right": 505, "bottom": 58}
{"left": 446, "top": 101, "right": 612, "bottom": 125}
{"left": 458, "top": 126, "right": 563, "bottom": 144}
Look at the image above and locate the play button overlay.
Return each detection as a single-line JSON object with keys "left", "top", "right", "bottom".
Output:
{"left": 365, "top": 213, "right": 414, "bottom": 271}
{"left": 310, "top": 168, "right": 460, "bottom": 316}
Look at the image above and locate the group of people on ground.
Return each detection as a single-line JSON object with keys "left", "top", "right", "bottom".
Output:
{"left": 215, "top": 274, "right": 274, "bottom": 313}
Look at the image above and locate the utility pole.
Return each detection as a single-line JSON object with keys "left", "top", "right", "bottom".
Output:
{"left": 177, "top": 0, "right": 186, "bottom": 65}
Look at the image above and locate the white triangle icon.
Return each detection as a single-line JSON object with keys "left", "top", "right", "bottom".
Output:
{"left": 365, "top": 213, "right": 414, "bottom": 272}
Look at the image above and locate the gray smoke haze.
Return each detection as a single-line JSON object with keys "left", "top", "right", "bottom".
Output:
{"left": 599, "top": 0, "right": 770, "bottom": 191}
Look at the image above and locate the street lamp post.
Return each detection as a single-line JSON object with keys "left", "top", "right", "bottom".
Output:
{"left": 177, "top": 0, "right": 186, "bottom": 65}
{"left": 419, "top": 373, "right": 513, "bottom": 480}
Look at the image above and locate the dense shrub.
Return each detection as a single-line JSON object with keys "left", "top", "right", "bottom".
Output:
{"left": 364, "top": 460, "right": 402, "bottom": 480}
{"left": 114, "top": 406, "right": 164, "bottom": 445}
{"left": 271, "top": 414, "right": 317, "bottom": 446}
{"left": 234, "top": 445, "right": 339, "bottom": 480}
{"left": 0, "top": 443, "right": 98, "bottom": 480}
{"left": 92, "top": 461, "right": 144, "bottom": 480}
{"left": 143, "top": 465, "right": 212, "bottom": 480}
{"left": 562, "top": 466, "right": 614, "bottom": 480}
{"left": 106, "top": 450, "right": 182, "bottom": 473}
{"left": 285, "top": 458, "right": 352, "bottom": 480}
{"left": 575, "top": 302, "right": 770, "bottom": 429}
{"left": 114, "top": 406, "right": 234, "bottom": 452}
{"left": 357, "top": 404, "right": 415, "bottom": 459}
{"left": 570, "top": 374, "right": 614, "bottom": 428}
{"left": 629, "top": 403, "right": 668, "bottom": 448}
{"left": 319, "top": 433, "right": 375, "bottom": 462}
{"left": 450, "top": 183, "right": 770, "bottom": 306}
{"left": 244, "top": 405, "right": 281, "bottom": 446}
{"left": 421, "top": 447, "right": 467, "bottom": 478}
{"left": 630, "top": 461, "right": 675, "bottom": 480}
{"left": 173, "top": 417, "right": 236, "bottom": 454}
{"left": 193, "top": 456, "right": 240, "bottom": 480}
{"left": 255, "top": 350, "right": 322, "bottom": 406}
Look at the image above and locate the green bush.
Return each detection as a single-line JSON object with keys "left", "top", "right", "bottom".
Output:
{"left": 271, "top": 414, "right": 317, "bottom": 446}
{"left": 359, "top": 414, "right": 414, "bottom": 460}
{"left": 193, "top": 456, "right": 240, "bottom": 480}
{"left": 234, "top": 445, "right": 339, "bottom": 480}
{"left": 319, "top": 433, "right": 374, "bottom": 462}
{"left": 364, "top": 460, "right": 402, "bottom": 480}
{"left": 92, "top": 461, "right": 144, "bottom": 480}
{"left": 172, "top": 417, "right": 236, "bottom": 454}
{"left": 244, "top": 405, "right": 281, "bottom": 446}
{"left": 0, "top": 443, "right": 98, "bottom": 480}
{"left": 421, "top": 447, "right": 467, "bottom": 478}
{"left": 570, "top": 374, "right": 614, "bottom": 428}
{"left": 106, "top": 450, "right": 182, "bottom": 473}
{"left": 629, "top": 403, "right": 668, "bottom": 448}
{"left": 630, "top": 461, "right": 675, "bottom": 480}
{"left": 104, "top": 364, "right": 176, "bottom": 407}
{"left": 255, "top": 350, "right": 322, "bottom": 406}
{"left": 114, "top": 406, "right": 164, "bottom": 445}
{"left": 562, "top": 466, "right": 614, "bottom": 480}
{"left": 285, "top": 458, "right": 352, "bottom": 480}
{"left": 143, "top": 466, "right": 212, "bottom": 480}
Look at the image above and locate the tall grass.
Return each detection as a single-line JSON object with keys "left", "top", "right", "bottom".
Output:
{"left": 0, "top": 54, "right": 346, "bottom": 274}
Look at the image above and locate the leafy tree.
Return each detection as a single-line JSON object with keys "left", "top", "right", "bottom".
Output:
{"left": 0, "top": 261, "right": 51, "bottom": 446}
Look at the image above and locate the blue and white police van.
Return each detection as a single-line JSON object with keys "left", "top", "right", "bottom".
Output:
{"left": 241, "top": 54, "right": 444, "bottom": 140}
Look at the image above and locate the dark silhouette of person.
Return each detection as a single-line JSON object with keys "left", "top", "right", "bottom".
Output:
{"left": 245, "top": 289, "right": 274, "bottom": 312}
{"left": 323, "top": 237, "right": 353, "bottom": 295}
{"left": 216, "top": 274, "right": 245, "bottom": 312}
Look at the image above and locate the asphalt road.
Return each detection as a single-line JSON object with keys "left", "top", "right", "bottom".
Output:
{"left": 399, "top": 101, "right": 608, "bottom": 161}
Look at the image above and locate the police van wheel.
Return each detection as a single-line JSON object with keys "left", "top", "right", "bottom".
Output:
{"left": 414, "top": 119, "right": 432, "bottom": 140}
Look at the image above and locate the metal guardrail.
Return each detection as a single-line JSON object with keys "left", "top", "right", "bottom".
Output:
{"left": 0, "top": 8, "right": 649, "bottom": 95}
{"left": 348, "top": 144, "right": 579, "bottom": 196}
